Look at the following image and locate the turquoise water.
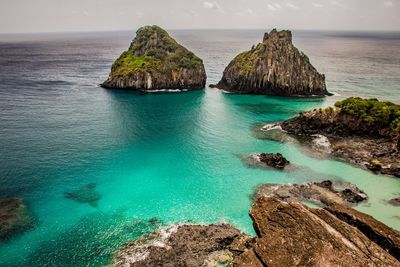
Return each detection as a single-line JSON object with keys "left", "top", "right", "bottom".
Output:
{"left": 0, "top": 30, "right": 399, "bottom": 266}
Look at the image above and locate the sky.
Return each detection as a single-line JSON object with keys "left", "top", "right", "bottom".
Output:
{"left": 0, "top": 0, "right": 399, "bottom": 33}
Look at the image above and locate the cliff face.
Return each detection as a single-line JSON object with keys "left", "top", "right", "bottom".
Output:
{"left": 211, "top": 29, "right": 329, "bottom": 96}
{"left": 101, "top": 26, "right": 206, "bottom": 91}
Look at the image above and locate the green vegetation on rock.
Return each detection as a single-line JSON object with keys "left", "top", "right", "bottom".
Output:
{"left": 334, "top": 97, "right": 400, "bottom": 132}
{"left": 107, "top": 25, "right": 204, "bottom": 81}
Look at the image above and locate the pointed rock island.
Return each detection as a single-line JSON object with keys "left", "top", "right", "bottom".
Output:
{"left": 101, "top": 25, "right": 206, "bottom": 91}
{"left": 211, "top": 29, "right": 330, "bottom": 96}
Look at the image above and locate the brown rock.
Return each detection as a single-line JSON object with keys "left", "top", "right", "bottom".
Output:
{"left": 249, "top": 196, "right": 400, "bottom": 267}
{"left": 0, "top": 197, "right": 34, "bottom": 240}
{"left": 258, "top": 153, "right": 290, "bottom": 169}
{"left": 211, "top": 29, "right": 329, "bottom": 96}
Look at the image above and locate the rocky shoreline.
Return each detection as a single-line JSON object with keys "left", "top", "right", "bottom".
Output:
{"left": 113, "top": 181, "right": 400, "bottom": 266}
{"left": 279, "top": 98, "right": 400, "bottom": 177}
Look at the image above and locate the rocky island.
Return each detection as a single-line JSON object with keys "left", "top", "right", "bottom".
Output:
{"left": 210, "top": 29, "right": 329, "bottom": 96}
{"left": 101, "top": 25, "right": 206, "bottom": 91}
{"left": 281, "top": 97, "right": 400, "bottom": 177}
{"left": 112, "top": 181, "right": 400, "bottom": 266}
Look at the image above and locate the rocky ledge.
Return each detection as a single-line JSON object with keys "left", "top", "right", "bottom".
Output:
{"left": 101, "top": 25, "right": 206, "bottom": 91}
{"left": 113, "top": 193, "right": 400, "bottom": 266}
{"left": 0, "top": 197, "right": 35, "bottom": 240}
{"left": 210, "top": 29, "right": 329, "bottom": 96}
{"left": 256, "top": 180, "right": 368, "bottom": 206}
{"left": 281, "top": 97, "right": 400, "bottom": 177}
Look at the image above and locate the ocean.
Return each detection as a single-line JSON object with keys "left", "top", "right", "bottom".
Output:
{"left": 0, "top": 29, "right": 399, "bottom": 266}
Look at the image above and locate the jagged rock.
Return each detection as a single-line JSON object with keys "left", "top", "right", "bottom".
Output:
{"left": 280, "top": 98, "right": 400, "bottom": 177}
{"left": 256, "top": 180, "right": 367, "bottom": 206}
{"left": 258, "top": 153, "right": 290, "bottom": 169}
{"left": 0, "top": 197, "right": 34, "bottom": 240}
{"left": 64, "top": 183, "right": 101, "bottom": 207}
{"left": 112, "top": 224, "right": 251, "bottom": 267}
{"left": 210, "top": 29, "right": 329, "bottom": 96}
{"left": 245, "top": 197, "right": 400, "bottom": 267}
{"left": 101, "top": 25, "right": 206, "bottom": 91}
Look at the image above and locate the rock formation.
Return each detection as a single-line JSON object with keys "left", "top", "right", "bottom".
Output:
{"left": 257, "top": 153, "right": 290, "bottom": 169}
{"left": 256, "top": 180, "right": 368, "bottom": 206}
{"left": 210, "top": 29, "right": 329, "bottom": 96}
{"left": 0, "top": 197, "right": 34, "bottom": 240}
{"left": 114, "top": 196, "right": 400, "bottom": 267}
{"left": 101, "top": 25, "right": 206, "bottom": 91}
{"left": 280, "top": 97, "right": 400, "bottom": 177}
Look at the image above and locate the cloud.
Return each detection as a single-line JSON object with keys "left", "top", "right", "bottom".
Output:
{"left": 384, "top": 1, "right": 394, "bottom": 7}
{"left": 313, "top": 3, "right": 323, "bottom": 8}
{"left": 286, "top": 2, "right": 299, "bottom": 9}
{"left": 203, "top": 1, "right": 225, "bottom": 13}
{"left": 267, "top": 3, "right": 282, "bottom": 12}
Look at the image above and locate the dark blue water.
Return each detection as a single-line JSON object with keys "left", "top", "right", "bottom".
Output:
{"left": 0, "top": 30, "right": 399, "bottom": 266}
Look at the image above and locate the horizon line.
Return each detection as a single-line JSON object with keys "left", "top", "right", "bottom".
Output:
{"left": 1, "top": 28, "right": 400, "bottom": 35}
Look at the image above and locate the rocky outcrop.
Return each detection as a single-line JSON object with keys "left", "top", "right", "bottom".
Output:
{"left": 0, "top": 197, "right": 34, "bottom": 240}
{"left": 243, "top": 197, "right": 400, "bottom": 267}
{"left": 388, "top": 198, "right": 400, "bottom": 206}
{"left": 101, "top": 25, "right": 206, "bottom": 91}
{"left": 112, "top": 224, "right": 253, "bottom": 267}
{"left": 280, "top": 97, "right": 400, "bottom": 177}
{"left": 258, "top": 153, "right": 290, "bottom": 169}
{"left": 256, "top": 180, "right": 367, "bottom": 206}
{"left": 114, "top": 197, "right": 400, "bottom": 267}
{"left": 210, "top": 29, "right": 329, "bottom": 96}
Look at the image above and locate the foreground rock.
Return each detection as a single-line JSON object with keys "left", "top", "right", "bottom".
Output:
{"left": 241, "top": 197, "right": 400, "bottom": 267}
{"left": 210, "top": 29, "right": 329, "bottom": 96}
{"left": 113, "top": 224, "right": 252, "bottom": 266}
{"left": 256, "top": 180, "right": 367, "bottom": 206}
{"left": 281, "top": 97, "right": 400, "bottom": 177}
{"left": 102, "top": 25, "right": 206, "bottom": 91}
{"left": 0, "top": 198, "right": 34, "bottom": 240}
{"left": 114, "top": 197, "right": 400, "bottom": 266}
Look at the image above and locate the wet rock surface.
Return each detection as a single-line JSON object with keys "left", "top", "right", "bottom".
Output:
{"left": 256, "top": 180, "right": 367, "bottom": 207}
{"left": 113, "top": 224, "right": 252, "bottom": 267}
{"left": 102, "top": 25, "right": 206, "bottom": 91}
{"left": 388, "top": 197, "right": 400, "bottom": 206}
{"left": 210, "top": 29, "right": 328, "bottom": 96}
{"left": 258, "top": 153, "right": 290, "bottom": 169}
{"left": 0, "top": 197, "right": 34, "bottom": 240}
{"left": 64, "top": 183, "right": 101, "bottom": 207}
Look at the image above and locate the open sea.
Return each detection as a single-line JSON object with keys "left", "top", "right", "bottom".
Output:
{"left": 0, "top": 29, "right": 399, "bottom": 266}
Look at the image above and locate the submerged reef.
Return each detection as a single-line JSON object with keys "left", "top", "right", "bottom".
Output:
{"left": 280, "top": 97, "right": 400, "bottom": 177}
{"left": 101, "top": 25, "right": 206, "bottom": 91}
{"left": 211, "top": 29, "right": 329, "bottom": 96}
{"left": 0, "top": 197, "right": 35, "bottom": 240}
{"left": 64, "top": 183, "right": 101, "bottom": 207}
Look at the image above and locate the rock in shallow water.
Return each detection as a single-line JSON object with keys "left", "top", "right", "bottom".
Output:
{"left": 0, "top": 197, "right": 34, "bottom": 240}
{"left": 210, "top": 29, "right": 329, "bottom": 96}
{"left": 101, "top": 25, "right": 207, "bottom": 91}
{"left": 256, "top": 180, "right": 368, "bottom": 207}
{"left": 258, "top": 153, "right": 290, "bottom": 169}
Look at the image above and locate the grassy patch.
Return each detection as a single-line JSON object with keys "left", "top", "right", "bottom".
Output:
{"left": 334, "top": 97, "right": 400, "bottom": 132}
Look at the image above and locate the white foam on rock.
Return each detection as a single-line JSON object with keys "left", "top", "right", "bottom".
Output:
{"left": 311, "top": 134, "right": 331, "bottom": 151}
{"left": 261, "top": 123, "right": 283, "bottom": 132}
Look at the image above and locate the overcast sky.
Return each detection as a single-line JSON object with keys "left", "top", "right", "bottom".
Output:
{"left": 0, "top": 0, "right": 399, "bottom": 33}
